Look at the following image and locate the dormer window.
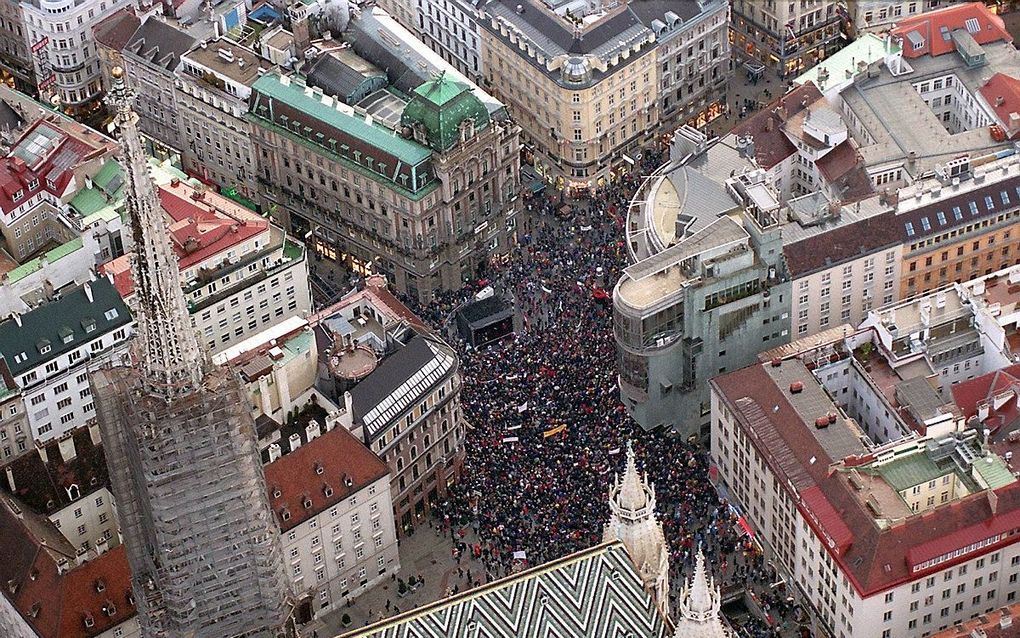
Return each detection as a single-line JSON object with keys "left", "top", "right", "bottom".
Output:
{"left": 323, "top": 485, "right": 333, "bottom": 498}
{"left": 14, "top": 353, "right": 26, "bottom": 364}
{"left": 37, "top": 340, "right": 50, "bottom": 354}
{"left": 11, "top": 190, "right": 23, "bottom": 203}
{"left": 314, "top": 463, "right": 324, "bottom": 475}
{"left": 27, "top": 179, "right": 38, "bottom": 190}
{"left": 281, "top": 509, "right": 291, "bottom": 521}
{"left": 103, "top": 602, "right": 116, "bottom": 617}
{"left": 303, "top": 497, "right": 313, "bottom": 509}
{"left": 83, "top": 613, "right": 95, "bottom": 628}
{"left": 95, "top": 578, "right": 106, "bottom": 593}
{"left": 104, "top": 308, "right": 119, "bottom": 320}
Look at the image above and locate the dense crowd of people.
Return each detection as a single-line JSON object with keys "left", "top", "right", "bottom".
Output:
{"left": 395, "top": 152, "right": 802, "bottom": 636}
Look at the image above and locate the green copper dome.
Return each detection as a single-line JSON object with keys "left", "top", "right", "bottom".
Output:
{"left": 401, "top": 73, "right": 490, "bottom": 152}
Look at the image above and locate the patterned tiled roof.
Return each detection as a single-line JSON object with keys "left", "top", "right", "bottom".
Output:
{"left": 341, "top": 541, "right": 668, "bottom": 638}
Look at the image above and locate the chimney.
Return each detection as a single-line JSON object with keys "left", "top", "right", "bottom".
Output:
{"left": 305, "top": 419, "right": 321, "bottom": 442}
{"left": 56, "top": 558, "right": 70, "bottom": 574}
{"left": 58, "top": 435, "right": 77, "bottom": 463}
{"left": 268, "top": 442, "right": 282, "bottom": 462}
{"left": 979, "top": 402, "right": 990, "bottom": 422}
{"left": 83, "top": 282, "right": 93, "bottom": 303}
{"left": 11, "top": 312, "right": 21, "bottom": 327}
{"left": 997, "top": 96, "right": 1006, "bottom": 107}
{"left": 288, "top": 432, "right": 301, "bottom": 451}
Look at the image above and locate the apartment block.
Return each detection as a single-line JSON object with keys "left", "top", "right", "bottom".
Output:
{"left": 118, "top": 18, "right": 194, "bottom": 158}
{"left": 846, "top": 0, "right": 946, "bottom": 33}
{"left": 0, "top": 425, "right": 120, "bottom": 554}
{"left": 266, "top": 422, "right": 399, "bottom": 621}
{"left": 176, "top": 37, "right": 272, "bottom": 197}
{"left": 20, "top": 0, "right": 134, "bottom": 117}
{"left": 250, "top": 66, "right": 518, "bottom": 300}
{"left": 312, "top": 277, "right": 466, "bottom": 533}
{"left": 0, "top": 278, "right": 131, "bottom": 444}
{"left": 894, "top": 153, "right": 1020, "bottom": 298}
{"left": 0, "top": 0, "right": 32, "bottom": 94}
{"left": 0, "top": 495, "right": 139, "bottom": 638}
{"left": 0, "top": 357, "right": 28, "bottom": 463}
{"left": 731, "top": 0, "right": 843, "bottom": 77}
{"left": 100, "top": 163, "right": 311, "bottom": 355}
{"left": 712, "top": 328, "right": 1020, "bottom": 638}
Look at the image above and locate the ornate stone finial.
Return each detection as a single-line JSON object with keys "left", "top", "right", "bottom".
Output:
{"left": 618, "top": 440, "right": 649, "bottom": 511}
{"left": 107, "top": 67, "right": 207, "bottom": 400}
{"left": 673, "top": 548, "right": 731, "bottom": 638}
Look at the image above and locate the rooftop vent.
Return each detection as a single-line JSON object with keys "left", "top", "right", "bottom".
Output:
{"left": 790, "top": 381, "right": 804, "bottom": 394}
{"left": 815, "top": 416, "right": 830, "bottom": 429}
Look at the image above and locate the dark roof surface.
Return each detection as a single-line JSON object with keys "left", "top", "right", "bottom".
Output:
{"left": 458, "top": 294, "right": 513, "bottom": 327}
{"left": 350, "top": 335, "right": 436, "bottom": 421}
{"left": 125, "top": 18, "right": 195, "bottom": 70}
{"left": 733, "top": 83, "right": 823, "bottom": 169}
{"left": 0, "top": 278, "right": 130, "bottom": 376}
{"left": 306, "top": 53, "right": 380, "bottom": 101}
{"left": 897, "top": 173, "right": 1020, "bottom": 242}
{"left": 783, "top": 212, "right": 901, "bottom": 277}
{"left": 92, "top": 8, "right": 140, "bottom": 52}
{"left": 0, "top": 427, "right": 109, "bottom": 515}
{"left": 0, "top": 100, "right": 25, "bottom": 133}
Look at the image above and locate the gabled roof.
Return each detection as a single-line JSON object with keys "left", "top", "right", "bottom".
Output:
{"left": 980, "top": 73, "right": 1020, "bottom": 137}
{"left": 124, "top": 17, "right": 195, "bottom": 71}
{"left": 713, "top": 362, "right": 1020, "bottom": 597}
{"left": 815, "top": 139, "right": 875, "bottom": 202}
{"left": 0, "top": 427, "right": 109, "bottom": 515}
{"left": 0, "top": 278, "right": 131, "bottom": 376}
{"left": 159, "top": 186, "right": 267, "bottom": 270}
{"left": 265, "top": 423, "right": 389, "bottom": 532}
{"left": 783, "top": 211, "right": 900, "bottom": 278}
{"left": 0, "top": 497, "right": 136, "bottom": 638}
{"left": 0, "top": 119, "right": 110, "bottom": 215}
{"left": 340, "top": 541, "right": 668, "bottom": 638}
{"left": 732, "top": 82, "right": 823, "bottom": 170}
{"left": 892, "top": 2, "right": 1011, "bottom": 58}
{"left": 951, "top": 364, "right": 1020, "bottom": 433}
{"left": 92, "top": 8, "right": 140, "bottom": 52}
{"left": 350, "top": 335, "right": 456, "bottom": 442}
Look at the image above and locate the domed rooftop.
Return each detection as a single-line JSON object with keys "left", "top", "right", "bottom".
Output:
{"left": 401, "top": 73, "right": 490, "bottom": 152}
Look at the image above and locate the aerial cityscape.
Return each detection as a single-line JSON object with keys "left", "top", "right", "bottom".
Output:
{"left": 2, "top": 0, "right": 1020, "bottom": 637}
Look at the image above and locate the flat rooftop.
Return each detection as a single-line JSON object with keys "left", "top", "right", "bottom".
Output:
{"left": 843, "top": 40, "right": 1020, "bottom": 175}
{"left": 183, "top": 38, "right": 271, "bottom": 86}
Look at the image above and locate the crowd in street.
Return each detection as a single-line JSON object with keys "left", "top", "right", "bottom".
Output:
{"left": 392, "top": 150, "right": 803, "bottom": 636}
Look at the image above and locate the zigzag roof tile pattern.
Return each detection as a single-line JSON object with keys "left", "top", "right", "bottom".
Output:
{"left": 337, "top": 542, "right": 668, "bottom": 638}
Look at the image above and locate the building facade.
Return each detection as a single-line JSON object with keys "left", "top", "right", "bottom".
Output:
{"left": 712, "top": 331, "right": 1020, "bottom": 638}
{"left": 20, "top": 0, "right": 134, "bottom": 117}
{"left": 266, "top": 423, "right": 399, "bottom": 621}
{"left": 176, "top": 37, "right": 272, "bottom": 197}
{"left": 479, "top": 0, "right": 658, "bottom": 192}
{"left": 0, "top": 0, "right": 32, "bottom": 94}
{"left": 313, "top": 279, "right": 467, "bottom": 533}
{"left": 731, "top": 0, "right": 844, "bottom": 77}
{"left": 0, "top": 278, "right": 132, "bottom": 444}
{"left": 100, "top": 162, "right": 312, "bottom": 356}
{"left": 0, "top": 357, "right": 29, "bottom": 463}
{"left": 846, "top": 0, "right": 946, "bottom": 33}
{"left": 250, "top": 72, "right": 519, "bottom": 300}
{"left": 415, "top": 0, "right": 483, "bottom": 83}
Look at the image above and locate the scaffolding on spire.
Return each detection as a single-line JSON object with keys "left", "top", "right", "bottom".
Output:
{"left": 107, "top": 67, "right": 206, "bottom": 400}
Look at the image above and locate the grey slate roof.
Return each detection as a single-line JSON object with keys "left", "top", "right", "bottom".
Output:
{"left": 340, "top": 541, "right": 668, "bottom": 638}
{"left": 0, "top": 100, "right": 25, "bottom": 133}
{"left": 125, "top": 17, "right": 196, "bottom": 71}
{"left": 350, "top": 334, "right": 456, "bottom": 442}
{"left": 305, "top": 53, "right": 381, "bottom": 103}
{"left": 0, "top": 278, "right": 131, "bottom": 376}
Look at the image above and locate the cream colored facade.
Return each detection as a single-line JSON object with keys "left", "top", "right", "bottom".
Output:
{"left": 279, "top": 474, "right": 399, "bottom": 616}
{"left": 479, "top": 9, "right": 657, "bottom": 192}
{"left": 792, "top": 245, "right": 902, "bottom": 338}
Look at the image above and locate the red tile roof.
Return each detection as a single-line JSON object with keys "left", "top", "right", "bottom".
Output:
{"left": 732, "top": 82, "right": 823, "bottom": 170}
{"left": 783, "top": 212, "right": 900, "bottom": 278}
{"left": 0, "top": 499, "right": 136, "bottom": 638}
{"left": 892, "top": 2, "right": 1011, "bottom": 58}
{"left": 159, "top": 187, "right": 268, "bottom": 270}
{"left": 980, "top": 73, "right": 1020, "bottom": 139}
{"left": 265, "top": 424, "right": 389, "bottom": 532}
{"left": 308, "top": 277, "right": 430, "bottom": 334}
{"left": 815, "top": 140, "right": 875, "bottom": 202}
{"left": 98, "top": 256, "right": 133, "bottom": 298}
{"left": 91, "top": 8, "right": 140, "bottom": 52}
{"left": 951, "top": 364, "right": 1020, "bottom": 432}
{"left": 0, "top": 120, "right": 110, "bottom": 216}
{"left": 929, "top": 603, "right": 1020, "bottom": 637}
{"left": 713, "top": 362, "right": 1020, "bottom": 598}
